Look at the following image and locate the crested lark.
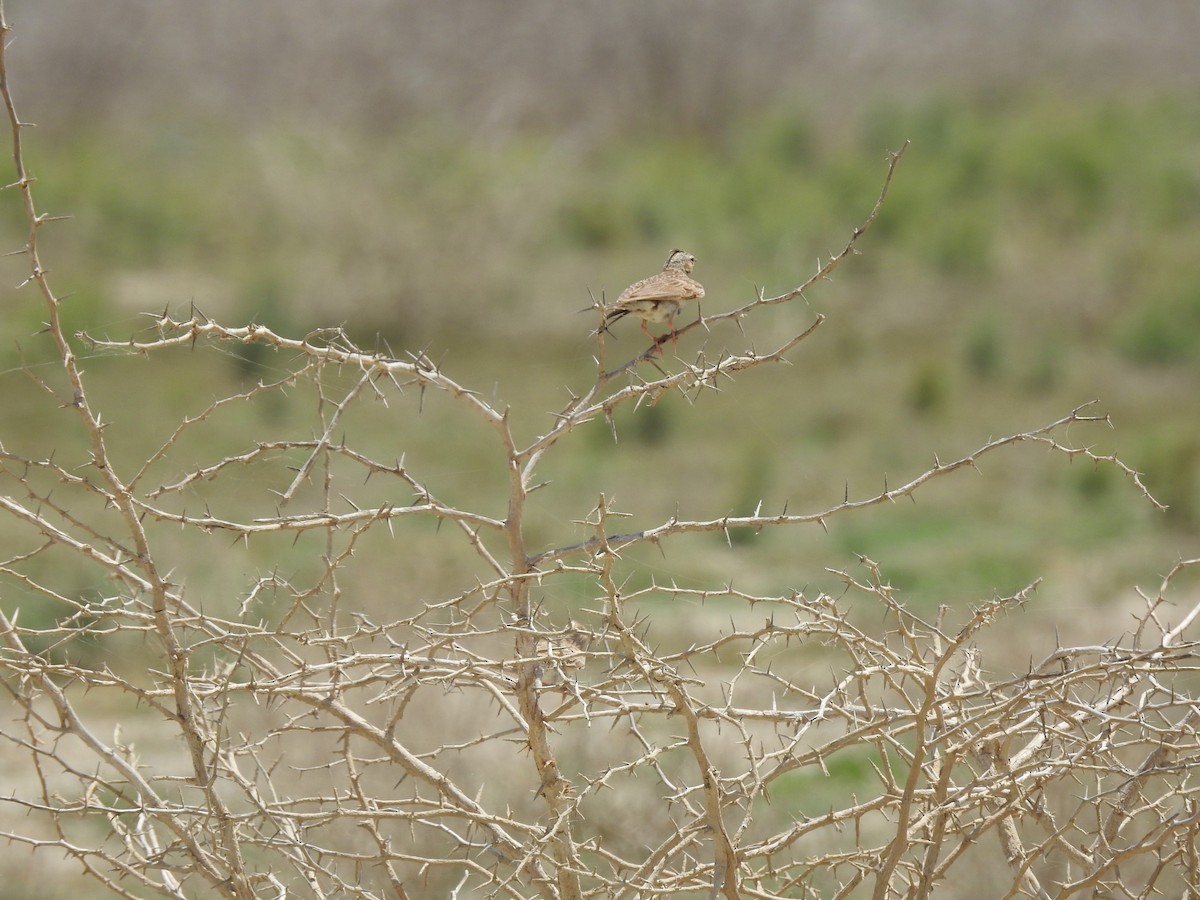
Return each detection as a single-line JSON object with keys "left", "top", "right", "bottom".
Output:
{"left": 598, "top": 249, "right": 705, "bottom": 341}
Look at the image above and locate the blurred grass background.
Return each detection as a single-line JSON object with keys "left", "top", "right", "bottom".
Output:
{"left": 2, "top": 0, "right": 1197, "bottom": 651}
{"left": 1, "top": 2, "right": 1199, "bottom": 893}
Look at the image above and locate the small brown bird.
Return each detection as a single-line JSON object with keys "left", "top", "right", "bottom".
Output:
{"left": 598, "top": 249, "right": 705, "bottom": 341}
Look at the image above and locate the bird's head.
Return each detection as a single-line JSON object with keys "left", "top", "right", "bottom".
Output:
{"left": 664, "top": 249, "right": 697, "bottom": 274}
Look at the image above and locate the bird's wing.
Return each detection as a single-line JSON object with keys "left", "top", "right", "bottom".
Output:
{"left": 615, "top": 273, "right": 704, "bottom": 308}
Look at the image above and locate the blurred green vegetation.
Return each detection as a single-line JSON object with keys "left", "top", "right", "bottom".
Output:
{"left": 2, "top": 81, "right": 1199, "bottom": 899}
{"left": 3, "top": 90, "right": 1197, "bottom": 350}
{"left": 2, "top": 88, "right": 1198, "bottom": 650}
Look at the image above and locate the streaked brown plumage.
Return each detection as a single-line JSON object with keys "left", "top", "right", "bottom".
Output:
{"left": 598, "top": 249, "right": 704, "bottom": 340}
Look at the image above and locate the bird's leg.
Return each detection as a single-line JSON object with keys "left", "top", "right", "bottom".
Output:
{"left": 640, "top": 320, "right": 666, "bottom": 355}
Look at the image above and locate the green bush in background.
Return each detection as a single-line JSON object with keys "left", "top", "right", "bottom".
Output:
{"left": 2, "top": 88, "right": 1196, "bottom": 623}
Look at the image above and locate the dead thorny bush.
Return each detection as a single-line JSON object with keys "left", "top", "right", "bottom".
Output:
{"left": 1, "top": 11, "right": 1198, "bottom": 900}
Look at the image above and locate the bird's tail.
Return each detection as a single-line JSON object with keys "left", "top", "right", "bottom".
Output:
{"left": 591, "top": 308, "right": 628, "bottom": 337}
